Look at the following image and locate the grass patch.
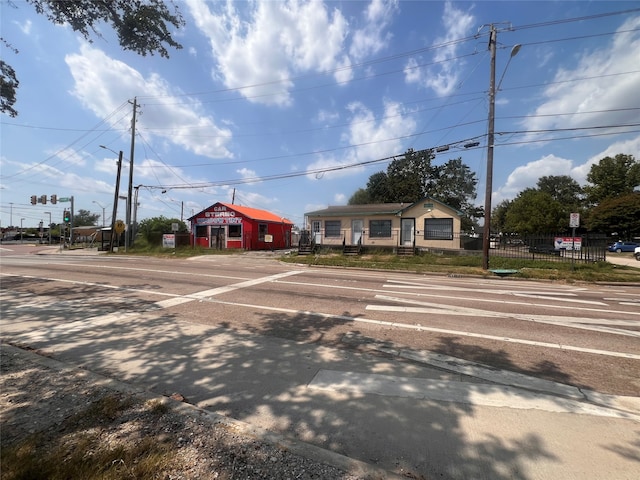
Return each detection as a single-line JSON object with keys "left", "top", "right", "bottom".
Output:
{"left": 282, "top": 250, "right": 640, "bottom": 283}
{"left": 1, "top": 394, "right": 181, "bottom": 480}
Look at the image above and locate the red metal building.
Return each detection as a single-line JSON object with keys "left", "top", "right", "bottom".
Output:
{"left": 189, "top": 202, "right": 293, "bottom": 250}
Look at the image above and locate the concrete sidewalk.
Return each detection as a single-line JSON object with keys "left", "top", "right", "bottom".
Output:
{"left": 2, "top": 303, "right": 639, "bottom": 480}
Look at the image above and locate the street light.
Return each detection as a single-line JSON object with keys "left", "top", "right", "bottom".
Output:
{"left": 482, "top": 28, "right": 521, "bottom": 270}
{"left": 93, "top": 200, "right": 106, "bottom": 228}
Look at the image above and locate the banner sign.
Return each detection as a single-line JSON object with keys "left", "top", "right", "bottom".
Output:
{"left": 554, "top": 237, "right": 582, "bottom": 251}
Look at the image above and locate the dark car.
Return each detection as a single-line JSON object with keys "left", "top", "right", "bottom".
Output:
{"left": 608, "top": 241, "right": 640, "bottom": 253}
{"left": 528, "top": 244, "right": 561, "bottom": 256}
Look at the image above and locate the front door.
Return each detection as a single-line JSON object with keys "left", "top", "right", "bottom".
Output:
{"left": 210, "top": 226, "right": 225, "bottom": 249}
{"left": 352, "top": 219, "right": 364, "bottom": 245}
{"left": 401, "top": 218, "right": 415, "bottom": 246}
{"left": 312, "top": 221, "right": 322, "bottom": 244}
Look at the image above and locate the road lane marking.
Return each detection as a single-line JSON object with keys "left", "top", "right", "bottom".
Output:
{"left": 155, "top": 270, "right": 304, "bottom": 308}
{"left": 172, "top": 296, "right": 640, "bottom": 360}
{"left": 370, "top": 295, "right": 640, "bottom": 338}
{"left": 307, "top": 370, "right": 640, "bottom": 420}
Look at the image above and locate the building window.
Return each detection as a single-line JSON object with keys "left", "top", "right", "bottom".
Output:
{"left": 369, "top": 219, "right": 392, "bottom": 238}
{"left": 424, "top": 218, "right": 453, "bottom": 240}
{"left": 228, "top": 224, "right": 242, "bottom": 238}
{"left": 195, "top": 225, "right": 208, "bottom": 238}
{"left": 258, "top": 223, "right": 268, "bottom": 241}
{"left": 325, "top": 220, "right": 341, "bottom": 237}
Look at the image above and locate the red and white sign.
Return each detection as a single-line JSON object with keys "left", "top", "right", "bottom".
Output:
{"left": 554, "top": 237, "right": 582, "bottom": 251}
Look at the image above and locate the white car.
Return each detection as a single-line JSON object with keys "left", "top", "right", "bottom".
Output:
{"left": 635, "top": 245, "right": 640, "bottom": 261}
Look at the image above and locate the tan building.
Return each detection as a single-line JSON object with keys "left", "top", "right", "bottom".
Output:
{"left": 304, "top": 197, "right": 463, "bottom": 252}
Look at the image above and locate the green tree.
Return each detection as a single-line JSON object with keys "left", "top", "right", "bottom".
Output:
{"left": 1, "top": 0, "right": 184, "bottom": 117}
{"left": 348, "top": 188, "right": 371, "bottom": 205}
{"left": 430, "top": 157, "right": 479, "bottom": 231}
{"left": 365, "top": 171, "right": 392, "bottom": 203}
{"left": 386, "top": 148, "right": 435, "bottom": 203}
{"left": 584, "top": 154, "right": 640, "bottom": 206}
{"left": 504, "top": 189, "right": 564, "bottom": 235}
{"left": 537, "top": 175, "right": 584, "bottom": 210}
{"left": 138, "top": 216, "right": 187, "bottom": 243}
{"left": 0, "top": 42, "right": 19, "bottom": 118}
{"left": 491, "top": 199, "right": 512, "bottom": 234}
{"left": 74, "top": 209, "right": 100, "bottom": 227}
{"left": 586, "top": 193, "right": 640, "bottom": 239}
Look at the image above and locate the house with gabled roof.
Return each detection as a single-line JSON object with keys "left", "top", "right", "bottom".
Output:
{"left": 188, "top": 202, "right": 293, "bottom": 250}
{"left": 304, "top": 197, "right": 463, "bottom": 252}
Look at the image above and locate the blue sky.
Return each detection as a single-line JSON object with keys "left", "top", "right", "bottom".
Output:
{"left": 1, "top": 0, "right": 639, "bottom": 231}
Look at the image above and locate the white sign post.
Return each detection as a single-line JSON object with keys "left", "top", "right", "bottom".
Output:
{"left": 569, "top": 213, "right": 580, "bottom": 270}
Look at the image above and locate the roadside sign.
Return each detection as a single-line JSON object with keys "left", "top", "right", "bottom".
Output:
{"left": 554, "top": 236, "right": 582, "bottom": 251}
{"left": 114, "top": 220, "right": 125, "bottom": 234}
{"left": 569, "top": 213, "right": 580, "bottom": 228}
{"left": 162, "top": 234, "right": 176, "bottom": 248}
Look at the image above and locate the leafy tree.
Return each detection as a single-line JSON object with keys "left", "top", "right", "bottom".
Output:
{"left": 138, "top": 216, "right": 187, "bottom": 243}
{"left": 74, "top": 209, "right": 100, "bottom": 227}
{"left": 1, "top": 0, "right": 184, "bottom": 117}
{"left": 491, "top": 199, "right": 512, "bottom": 234}
{"left": 365, "top": 171, "right": 392, "bottom": 203}
{"left": 504, "top": 189, "right": 564, "bottom": 235}
{"left": 586, "top": 193, "right": 640, "bottom": 239}
{"left": 0, "top": 44, "right": 19, "bottom": 118}
{"left": 584, "top": 154, "right": 640, "bottom": 206}
{"left": 386, "top": 148, "right": 435, "bottom": 203}
{"left": 350, "top": 149, "right": 479, "bottom": 230}
{"left": 348, "top": 188, "right": 371, "bottom": 205}
{"left": 430, "top": 157, "right": 479, "bottom": 231}
{"left": 537, "top": 175, "right": 584, "bottom": 211}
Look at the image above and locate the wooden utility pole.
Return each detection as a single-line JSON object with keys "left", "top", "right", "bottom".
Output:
{"left": 126, "top": 97, "right": 138, "bottom": 251}
{"left": 482, "top": 25, "right": 497, "bottom": 270}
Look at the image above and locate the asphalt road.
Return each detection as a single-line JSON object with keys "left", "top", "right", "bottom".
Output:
{"left": 1, "top": 245, "right": 639, "bottom": 479}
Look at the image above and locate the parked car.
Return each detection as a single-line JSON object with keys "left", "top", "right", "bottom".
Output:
{"left": 528, "top": 244, "right": 561, "bottom": 256}
{"left": 608, "top": 241, "right": 640, "bottom": 253}
{"left": 635, "top": 246, "right": 640, "bottom": 261}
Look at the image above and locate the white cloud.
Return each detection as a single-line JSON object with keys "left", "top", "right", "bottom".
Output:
{"left": 575, "top": 135, "right": 640, "bottom": 184}
{"left": 404, "top": 0, "right": 475, "bottom": 96}
{"left": 236, "top": 167, "right": 260, "bottom": 185}
{"left": 523, "top": 16, "right": 640, "bottom": 137}
{"left": 14, "top": 19, "right": 32, "bottom": 35}
{"left": 306, "top": 99, "right": 416, "bottom": 179}
{"left": 350, "top": 0, "right": 398, "bottom": 60}
{"left": 494, "top": 154, "right": 575, "bottom": 203}
{"left": 135, "top": 158, "right": 204, "bottom": 187}
{"left": 493, "top": 134, "right": 640, "bottom": 204}
{"left": 185, "top": 0, "right": 398, "bottom": 105}
{"left": 65, "top": 44, "right": 233, "bottom": 159}
{"left": 185, "top": 0, "right": 351, "bottom": 106}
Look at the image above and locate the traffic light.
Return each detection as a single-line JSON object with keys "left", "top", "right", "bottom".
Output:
{"left": 31, "top": 195, "right": 37, "bottom": 205}
{"left": 63, "top": 211, "right": 71, "bottom": 223}
{"left": 40, "top": 195, "right": 47, "bottom": 205}
{"left": 51, "top": 194, "right": 57, "bottom": 204}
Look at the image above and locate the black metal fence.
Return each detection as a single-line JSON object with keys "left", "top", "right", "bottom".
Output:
{"left": 486, "top": 233, "right": 608, "bottom": 263}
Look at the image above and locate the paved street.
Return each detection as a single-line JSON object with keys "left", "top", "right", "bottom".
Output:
{"left": 1, "top": 245, "right": 639, "bottom": 479}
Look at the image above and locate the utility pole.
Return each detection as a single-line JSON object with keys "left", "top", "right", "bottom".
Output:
{"left": 110, "top": 152, "right": 123, "bottom": 252}
{"left": 482, "top": 25, "right": 497, "bottom": 271}
{"left": 126, "top": 97, "right": 138, "bottom": 252}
